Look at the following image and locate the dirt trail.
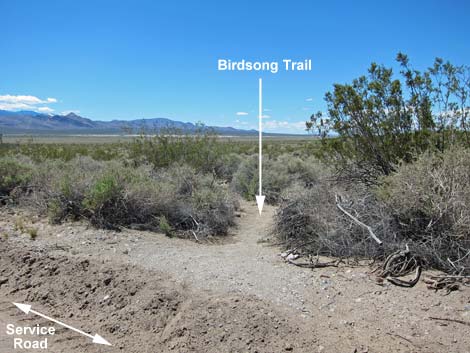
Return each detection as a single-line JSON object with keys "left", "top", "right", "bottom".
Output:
{"left": 131, "top": 202, "right": 315, "bottom": 311}
{"left": 0, "top": 201, "right": 469, "bottom": 352}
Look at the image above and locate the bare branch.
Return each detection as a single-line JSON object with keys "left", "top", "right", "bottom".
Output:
{"left": 335, "top": 194, "right": 383, "bottom": 245}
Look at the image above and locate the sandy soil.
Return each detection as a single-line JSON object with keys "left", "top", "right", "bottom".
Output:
{"left": 0, "top": 201, "right": 469, "bottom": 352}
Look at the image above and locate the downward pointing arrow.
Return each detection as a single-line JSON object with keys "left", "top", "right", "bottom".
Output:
{"left": 256, "top": 78, "right": 265, "bottom": 215}
{"left": 255, "top": 195, "right": 265, "bottom": 215}
{"left": 13, "top": 302, "right": 112, "bottom": 346}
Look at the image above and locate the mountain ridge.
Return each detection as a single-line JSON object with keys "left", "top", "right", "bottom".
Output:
{"left": 0, "top": 110, "right": 264, "bottom": 135}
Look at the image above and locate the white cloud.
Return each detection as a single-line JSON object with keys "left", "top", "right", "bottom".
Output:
{"left": 0, "top": 94, "right": 58, "bottom": 113}
{"left": 261, "top": 114, "right": 271, "bottom": 119}
{"left": 0, "top": 102, "right": 31, "bottom": 111}
{"left": 263, "top": 120, "right": 307, "bottom": 133}
{"left": 263, "top": 108, "right": 272, "bottom": 112}
{"left": 236, "top": 111, "right": 249, "bottom": 116}
{"left": 305, "top": 97, "right": 313, "bottom": 102}
{"left": 37, "top": 107, "right": 54, "bottom": 113}
{"left": 0, "top": 95, "right": 43, "bottom": 104}
{"left": 0, "top": 94, "right": 57, "bottom": 105}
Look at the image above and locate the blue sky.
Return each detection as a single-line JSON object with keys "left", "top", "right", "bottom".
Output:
{"left": 1, "top": 0, "right": 469, "bottom": 133}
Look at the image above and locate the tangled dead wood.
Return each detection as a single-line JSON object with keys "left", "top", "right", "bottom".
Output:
{"left": 377, "top": 245, "right": 422, "bottom": 287}
{"left": 423, "top": 273, "right": 470, "bottom": 293}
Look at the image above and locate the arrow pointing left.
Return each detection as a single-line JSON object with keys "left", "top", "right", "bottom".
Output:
{"left": 13, "top": 302, "right": 112, "bottom": 346}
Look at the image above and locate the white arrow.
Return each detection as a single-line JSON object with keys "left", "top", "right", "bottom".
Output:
{"left": 256, "top": 78, "right": 265, "bottom": 215}
{"left": 12, "top": 302, "right": 112, "bottom": 346}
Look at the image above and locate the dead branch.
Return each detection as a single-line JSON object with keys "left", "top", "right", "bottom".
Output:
{"left": 385, "top": 332, "right": 415, "bottom": 346}
{"left": 429, "top": 317, "right": 470, "bottom": 327}
{"left": 287, "top": 258, "right": 339, "bottom": 268}
{"left": 423, "top": 275, "right": 465, "bottom": 293}
{"left": 386, "top": 266, "right": 422, "bottom": 288}
{"left": 335, "top": 194, "right": 383, "bottom": 245}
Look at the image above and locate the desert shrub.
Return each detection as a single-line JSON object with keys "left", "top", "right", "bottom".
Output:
{"left": 82, "top": 172, "right": 127, "bottom": 229}
{"left": 30, "top": 157, "right": 105, "bottom": 223}
{"left": 0, "top": 156, "right": 33, "bottom": 201}
{"left": 378, "top": 147, "right": 470, "bottom": 272}
{"left": 274, "top": 147, "right": 470, "bottom": 274}
{"left": 10, "top": 156, "right": 238, "bottom": 237}
{"left": 216, "top": 153, "right": 244, "bottom": 181}
{"left": 231, "top": 154, "right": 325, "bottom": 204}
{"left": 275, "top": 181, "right": 394, "bottom": 260}
{"left": 155, "top": 164, "right": 238, "bottom": 237}
{"left": 158, "top": 216, "right": 173, "bottom": 237}
{"left": 231, "top": 155, "right": 259, "bottom": 201}
{"left": 308, "top": 54, "right": 470, "bottom": 185}
{"left": 128, "top": 129, "right": 235, "bottom": 176}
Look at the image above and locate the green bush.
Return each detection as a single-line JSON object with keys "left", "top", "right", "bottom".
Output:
{"left": 33, "top": 157, "right": 103, "bottom": 223}
{"left": 158, "top": 216, "right": 173, "bottom": 237}
{"left": 82, "top": 173, "right": 127, "bottom": 229}
{"left": 309, "top": 54, "right": 470, "bottom": 185}
{"left": 4, "top": 155, "right": 239, "bottom": 238}
{"left": 127, "top": 129, "right": 235, "bottom": 177}
{"left": 231, "top": 154, "right": 325, "bottom": 204}
{"left": 0, "top": 157, "right": 33, "bottom": 200}
{"left": 216, "top": 153, "right": 244, "bottom": 181}
{"left": 231, "top": 155, "right": 258, "bottom": 201}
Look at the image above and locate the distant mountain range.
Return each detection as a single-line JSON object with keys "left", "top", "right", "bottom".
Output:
{"left": 0, "top": 110, "right": 262, "bottom": 135}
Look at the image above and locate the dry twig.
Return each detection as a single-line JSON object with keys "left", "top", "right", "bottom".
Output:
{"left": 287, "top": 255, "right": 339, "bottom": 269}
{"left": 429, "top": 317, "right": 470, "bottom": 327}
{"left": 335, "top": 194, "right": 383, "bottom": 245}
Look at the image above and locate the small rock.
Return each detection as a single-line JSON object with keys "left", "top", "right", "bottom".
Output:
{"left": 284, "top": 343, "right": 293, "bottom": 351}
{"left": 0, "top": 277, "right": 8, "bottom": 286}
